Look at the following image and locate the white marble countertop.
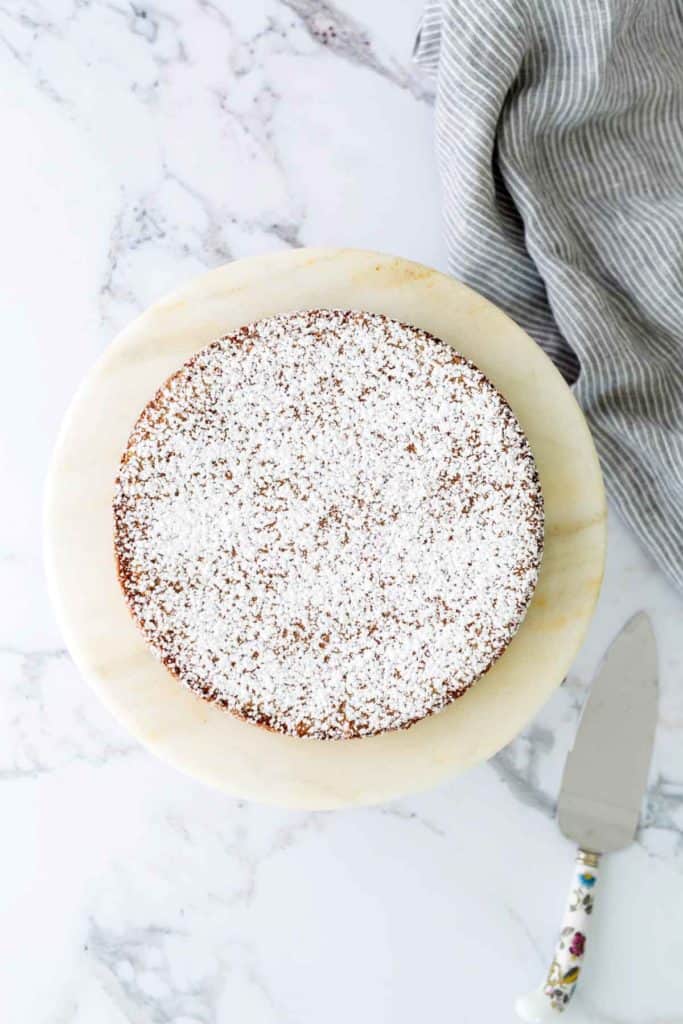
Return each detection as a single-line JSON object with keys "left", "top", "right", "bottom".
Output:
{"left": 2, "top": 2, "right": 682, "bottom": 1021}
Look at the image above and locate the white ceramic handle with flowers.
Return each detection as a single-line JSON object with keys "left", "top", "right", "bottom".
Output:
{"left": 516, "top": 850, "right": 600, "bottom": 1021}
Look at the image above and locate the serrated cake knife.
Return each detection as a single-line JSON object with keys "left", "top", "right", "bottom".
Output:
{"left": 515, "top": 612, "right": 658, "bottom": 1021}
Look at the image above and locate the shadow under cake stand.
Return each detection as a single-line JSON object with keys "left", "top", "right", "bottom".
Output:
{"left": 45, "top": 248, "right": 606, "bottom": 809}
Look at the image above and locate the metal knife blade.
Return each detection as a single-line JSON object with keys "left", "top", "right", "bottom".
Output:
{"left": 557, "top": 612, "right": 658, "bottom": 854}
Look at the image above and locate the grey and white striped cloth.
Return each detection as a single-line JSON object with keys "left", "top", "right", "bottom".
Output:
{"left": 415, "top": 0, "right": 683, "bottom": 592}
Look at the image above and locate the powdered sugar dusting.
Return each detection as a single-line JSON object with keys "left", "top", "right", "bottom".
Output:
{"left": 114, "top": 310, "right": 544, "bottom": 739}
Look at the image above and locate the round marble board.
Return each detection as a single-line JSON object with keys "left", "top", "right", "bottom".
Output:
{"left": 45, "top": 248, "right": 606, "bottom": 809}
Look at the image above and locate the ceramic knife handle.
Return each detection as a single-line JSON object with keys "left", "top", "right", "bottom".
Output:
{"left": 515, "top": 849, "right": 601, "bottom": 1021}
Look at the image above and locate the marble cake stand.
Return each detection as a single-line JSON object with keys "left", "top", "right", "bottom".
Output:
{"left": 44, "top": 248, "right": 606, "bottom": 809}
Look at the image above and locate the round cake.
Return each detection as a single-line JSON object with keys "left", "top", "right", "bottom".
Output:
{"left": 113, "top": 309, "right": 544, "bottom": 740}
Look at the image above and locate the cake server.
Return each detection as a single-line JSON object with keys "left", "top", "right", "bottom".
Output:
{"left": 515, "top": 612, "right": 658, "bottom": 1021}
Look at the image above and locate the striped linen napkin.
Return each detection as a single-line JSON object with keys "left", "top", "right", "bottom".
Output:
{"left": 415, "top": 0, "right": 683, "bottom": 592}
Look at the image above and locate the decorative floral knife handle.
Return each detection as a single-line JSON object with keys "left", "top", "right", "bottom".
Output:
{"left": 516, "top": 850, "right": 601, "bottom": 1021}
